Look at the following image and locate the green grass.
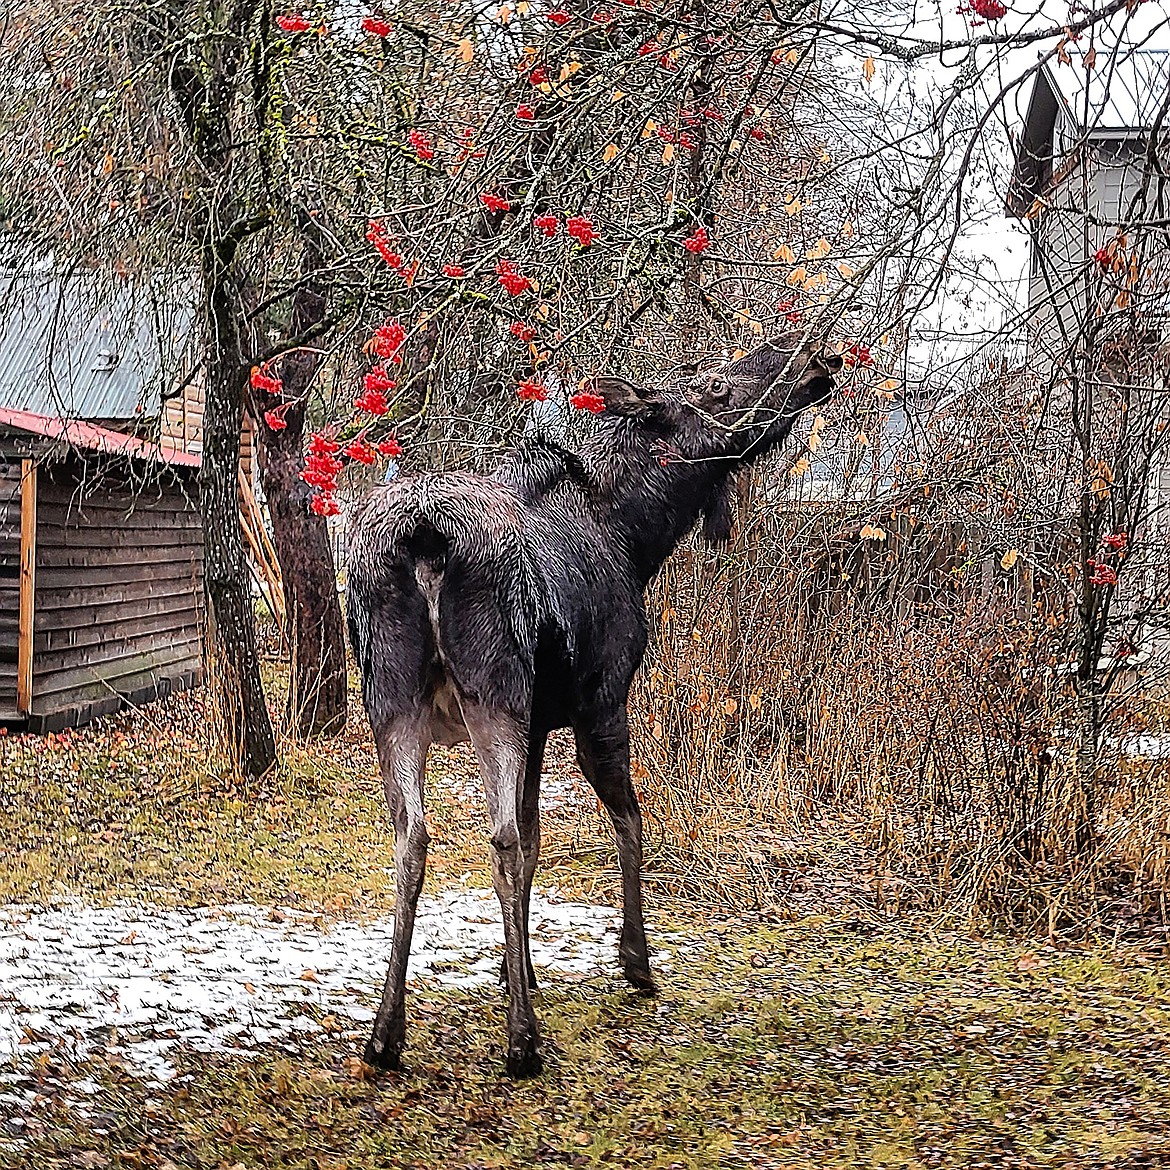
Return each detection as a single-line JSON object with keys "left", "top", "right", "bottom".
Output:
{"left": 13, "top": 921, "right": 1170, "bottom": 1169}
{"left": 0, "top": 680, "right": 555, "bottom": 913}
{"left": 4, "top": 676, "right": 1170, "bottom": 1168}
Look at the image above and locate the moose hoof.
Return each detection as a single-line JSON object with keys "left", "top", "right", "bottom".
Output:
{"left": 506, "top": 1046, "right": 544, "bottom": 1079}
{"left": 624, "top": 966, "right": 658, "bottom": 996}
{"left": 362, "top": 1034, "right": 404, "bottom": 1073}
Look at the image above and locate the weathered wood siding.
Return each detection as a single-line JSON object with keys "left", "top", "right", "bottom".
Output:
{"left": 0, "top": 458, "right": 22, "bottom": 720}
{"left": 28, "top": 457, "right": 204, "bottom": 730}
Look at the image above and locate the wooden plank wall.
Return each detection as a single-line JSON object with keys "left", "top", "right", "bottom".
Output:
{"left": 0, "top": 459, "right": 22, "bottom": 721}
{"left": 160, "top": 376, "right": 206, "bottom": 459}
{"left": 30, "top": 459, "right": 205, "bottom": 729}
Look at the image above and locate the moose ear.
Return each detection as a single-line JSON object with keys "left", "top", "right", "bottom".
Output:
{"left": 815, "top": 350, "right": 845, "bottom": 374}
{"left": 590, "top": 375, "right": 657, "bottom": 417}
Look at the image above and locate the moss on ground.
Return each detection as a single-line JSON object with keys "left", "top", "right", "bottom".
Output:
{"left": 4, "top": 676, "right": 1170, "bottom": 1168}
{"left": 0, "top": 680, "right": 610, "bottom": 914}
{"left": 10, "top": 921, "right": 1170, "bottom": 1169}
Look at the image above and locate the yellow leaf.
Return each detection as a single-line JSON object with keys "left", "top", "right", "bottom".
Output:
{"left": 836, "top": 261, "right": 854, "bottom": 278}
{"left": 602, "top": 143, "right": 619, "bottom": 163}
{"left": 1000, "top": 549, "right": 1019, "bottom": 570}
{"left": 802, "top": 271, "right": 828, "bottom": 291}
{"left": 496, "top": 3, "right": 513, "bottom": 21}
{"left": 748, "top": 689, "right": 762, "bottom": 711}
{"left": 789, "top": 455, "right": 811, "bottom": 477}
{"left": 862, "top": 56, "right": 875, "bottom": 82}
{"left": 517, "top": 0, "right": 529, "bottom": 12}
{"left": 860, "top": 523, "right": 886, "bottom": 540}
{"left": 723, "top": 697, "right": 738, "bottom": 716}
{"left": 772, "top": 243, "right": 796, "bottom": 263}
{"left": 458, "top": 37, "right": 474, "bottom": 62}
{"left": 855, "top": 431, "right": 868, "bottom": 445}
{"left": 566, "top": 60, "right": 582, "bottom": 74}
{"left": 785, "top": 48, "right": 799, "bottom": 64}
{"left": 612, "top": 89, "right": 626, "bottom": 102}
{"left": 841, "top": 220, "right": 854, "bottom": 239}
{"left": 661, "top": 142, "right": 675, "bottom": 164}
{"left": 642, "top": 119, "right": 657, "bottom": 138}
{"left": 783, "top": 196, "right": 802, "bottom": 216}
{"left": 786, "top": 265, "right": 807, "bottom": 286}
{"left": 731, "top": 348, "right": 748, "bottom": 360}
{"left": 806, "top": 237, "right": 831, "bottom": 260}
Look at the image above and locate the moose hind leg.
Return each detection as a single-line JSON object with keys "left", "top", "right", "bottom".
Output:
{"left": 463, "top": 702, "right": 542, "bottom": 1078}
{"left": 501, "top": 728, "right": 545, "bottom": 990}
{"left": 575, "top": 710, "right": 656, "bottom": 994}
{"left": 364, "top": 716, "right": 432, "bottom": 1070}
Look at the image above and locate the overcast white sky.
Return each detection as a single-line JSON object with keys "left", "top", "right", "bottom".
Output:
{"left": 817, "top": 0, "right": 1169, "bottom": 382}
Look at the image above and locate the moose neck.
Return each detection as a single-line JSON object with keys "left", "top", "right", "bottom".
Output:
{"left": 584, "top": 411, "right": 791, "bottom": 586}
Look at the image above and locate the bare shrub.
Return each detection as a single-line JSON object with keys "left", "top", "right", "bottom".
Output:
{"left": 629, "top": 496, "right": 1170, "bottom": 934}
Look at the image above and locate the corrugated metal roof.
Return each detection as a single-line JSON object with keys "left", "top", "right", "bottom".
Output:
{"left": 0, "top": 273, "right": 196, "bottom": 422}
{"left": 1047, "top": 49, "right": 1170, "bottom": 135}
{"left": 0, "top": 405, "right": 201, "bottom": 468}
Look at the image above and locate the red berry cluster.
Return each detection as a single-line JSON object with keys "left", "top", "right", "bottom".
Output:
{"left": 1088, "top": 532, "right": 1127, "bottom": 587}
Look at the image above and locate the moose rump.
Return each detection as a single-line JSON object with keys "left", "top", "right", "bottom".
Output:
{"left": 346, "top": 471, "right": 550, "bottom": 1077}
{"left": 348, "top": 471, "right": 547, "bottom": 744}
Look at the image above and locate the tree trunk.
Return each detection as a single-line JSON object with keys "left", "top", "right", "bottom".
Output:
{"left": 201, "top": 243, "right": 278, "bottom": 779}
{"left": 252, "top": 268, "right": 347, "bottom": 739}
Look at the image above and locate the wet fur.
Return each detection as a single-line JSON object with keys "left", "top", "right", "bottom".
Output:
{"left": 346, "top": 340, "right": 839, "bottom": 1077}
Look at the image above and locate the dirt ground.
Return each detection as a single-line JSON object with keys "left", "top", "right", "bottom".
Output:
{"left": 2, "top": 682, "right": 1169, "bottom": 1170}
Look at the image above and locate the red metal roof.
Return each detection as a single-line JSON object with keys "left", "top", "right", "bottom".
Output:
{"left": 0, "top": 405, "right": 200, "bottom": 469}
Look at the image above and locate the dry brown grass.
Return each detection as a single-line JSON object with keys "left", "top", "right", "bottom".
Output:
{"left": 626, "top": 511, "right": 1170, "bottom": 937}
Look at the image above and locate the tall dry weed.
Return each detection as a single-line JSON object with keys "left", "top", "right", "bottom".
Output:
{"left": 629, "top": 508, "right": 1170, "bottom": 934}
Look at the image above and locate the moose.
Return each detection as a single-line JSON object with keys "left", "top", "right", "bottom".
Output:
{"left": 346, "top": 334, "right": 843, "bottom": 1077}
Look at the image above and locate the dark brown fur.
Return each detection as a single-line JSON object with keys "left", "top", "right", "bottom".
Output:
{"left": 347, "top": 337, "right": 842, "bottom": 1077}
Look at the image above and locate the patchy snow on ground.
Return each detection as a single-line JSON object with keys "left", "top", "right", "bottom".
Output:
{"left": 0, "top": 888, "right": 621, "bottom": 1088}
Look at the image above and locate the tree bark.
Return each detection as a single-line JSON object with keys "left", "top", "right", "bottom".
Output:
{"left": 201, "top": 242, "right": 278, "bottom": 779}
{"left": 252, "top": 257, "right": 347, "bottom": 738}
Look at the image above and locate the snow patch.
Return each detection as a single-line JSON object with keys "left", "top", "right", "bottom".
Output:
{"left": 0, "top": 889, "right": 620, "bottom": 1084}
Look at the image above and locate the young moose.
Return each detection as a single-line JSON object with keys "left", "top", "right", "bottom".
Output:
{"left": 347, "top": 335, "right": 842, "bottom": 1077}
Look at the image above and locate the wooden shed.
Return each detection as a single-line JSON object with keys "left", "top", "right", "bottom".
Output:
{"left": 0, "top": 407, "right": 204, "bottom": 731}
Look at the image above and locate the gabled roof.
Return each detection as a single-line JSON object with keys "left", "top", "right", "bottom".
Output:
{"left": 0, "top": 272, "right": 196, "bottom": 422}
{"left": 1048, "top": 49, "right": 1170, "bottom": 134}
{"left": 0, "top": 405, "right": 201, "bottom": 469}
{"left": 1006, "top": 49, "right": 1170, "bottom": 217}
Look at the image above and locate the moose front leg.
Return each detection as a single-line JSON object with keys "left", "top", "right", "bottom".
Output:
{"left": 574, "top": 708, "right": 656, "bottom": 994}
{"left": 365, "top": 716, "right": 432, "bottom": 1071}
